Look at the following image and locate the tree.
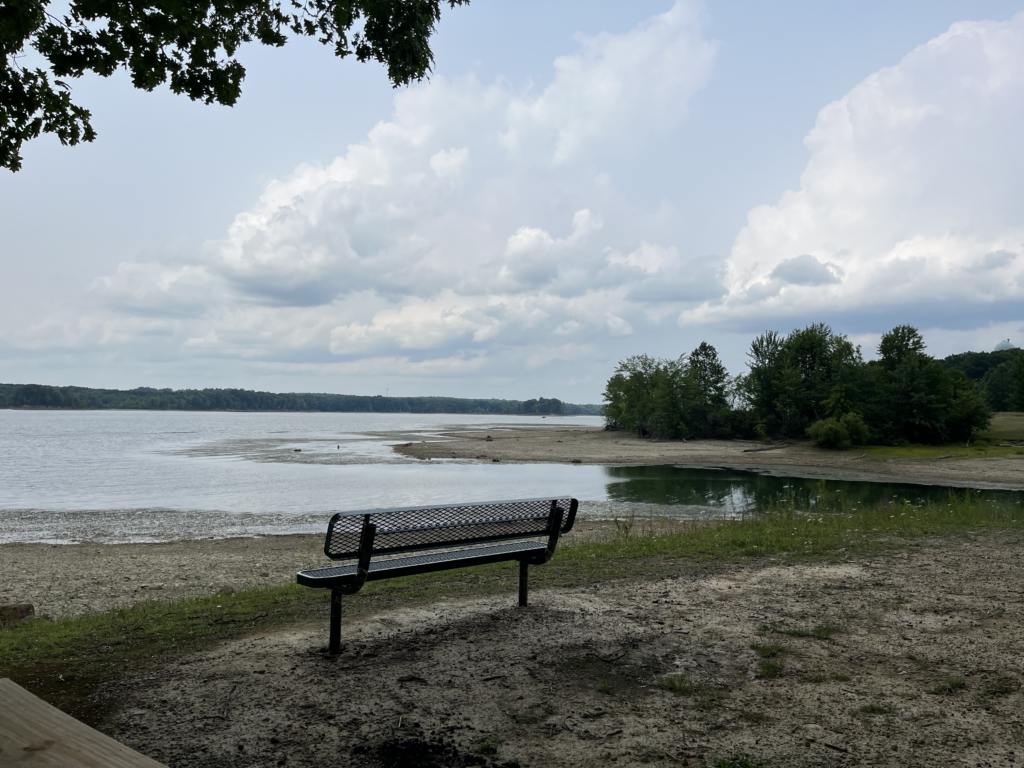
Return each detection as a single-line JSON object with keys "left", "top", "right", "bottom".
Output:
{"left": 2, "top": 0, "right": 468, "bottom": 170}
{"left": 979, "top": 362, "right": 1014, "bottom": 412}
{"left": 741, "top": 323, "right": 861, "bottom": 439}
{"left": 1012, "top": 353, "right": 1024, "bottom": 412}
{"left": 683, "top": 341, "right": 731, "bottom": 438}
{"left": 602, "top": 354, "right": 661, "bottom": 438}
{"left": 877, "top": 324, "right": 926, "bottom": 369}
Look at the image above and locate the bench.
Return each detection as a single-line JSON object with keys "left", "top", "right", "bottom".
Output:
{"left": 297, "top": 497, "right": 578, "bottom": 654}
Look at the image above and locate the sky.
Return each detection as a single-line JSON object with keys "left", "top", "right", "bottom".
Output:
{"left": 2, "top": 0, "right": 1023, "bottom": 403}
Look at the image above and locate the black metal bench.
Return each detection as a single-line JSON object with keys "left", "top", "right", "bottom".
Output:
{"left": 297, "top": 497, "right": 578, "bottom": 654}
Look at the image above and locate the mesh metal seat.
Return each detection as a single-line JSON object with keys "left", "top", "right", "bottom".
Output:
{"left": 297, "top": 497, "right": 578, "bottom": 654}
{"left": 297, "top": 540, "right": 548, "bottom": 587}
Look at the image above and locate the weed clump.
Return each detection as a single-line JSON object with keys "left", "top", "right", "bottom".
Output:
{"left": 715, "top": 755, "right": 768, "bottom": 768}
{"left": 779, "top": 622, "right": 841, "bottom": 640}
{"left": 980, "top": 675, "right": 1019, "bottom": 698}
{"left": 932, "top": 676, "right": 967, "bottom": 695}
{"left": 756, "top": 658, "right": 784, "bottom": 679}
{"left": 750, "top": 642, "right": 787, "bottom": 659}
{"left": 859, "top": 703, "right": 891, "bottom": 715}
{"left": 660, "top": 673, "right": 697, "bottom": 695}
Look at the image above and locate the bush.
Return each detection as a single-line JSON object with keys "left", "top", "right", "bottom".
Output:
{"left": 807, "top": 418, "right": 851, "bottom": 449}
{"left": 840, "top": 412, "right": 870, "bottom": 445}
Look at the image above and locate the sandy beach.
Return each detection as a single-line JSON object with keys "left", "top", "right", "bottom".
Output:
{"left": 394, "top": 425, "right": 1024, "bottom": 490}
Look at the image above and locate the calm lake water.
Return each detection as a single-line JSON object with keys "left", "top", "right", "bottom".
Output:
{"left": 1, "top": 410, "right": 1020, "bottom": 544}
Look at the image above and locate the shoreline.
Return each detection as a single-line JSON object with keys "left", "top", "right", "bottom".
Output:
{"left": 393, "top": 425, "right": 1024, "bottom": 491}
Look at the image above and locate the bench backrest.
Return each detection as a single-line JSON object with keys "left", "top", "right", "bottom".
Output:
{"left": 323, "top": 497, "right": 578, "bottom": 561}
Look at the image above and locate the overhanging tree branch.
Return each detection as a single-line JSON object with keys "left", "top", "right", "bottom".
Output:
{"left": 1, "top": 0, "right": 468, "bottom": 171}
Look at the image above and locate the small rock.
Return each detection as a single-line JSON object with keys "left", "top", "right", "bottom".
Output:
{"left": 571, "top": 458, "right": 582, "bottom": 464}
{"left": 0, "top": 603, "right": 34, "bottom": 623}
{"left": 492, "top": 458, "right": 500, "bottom": 462}
{"left": 260, "top": 572, "right": 270, "bottom": 577}
{"left": 220, "top": 586, "right": 235, "bottom": 595}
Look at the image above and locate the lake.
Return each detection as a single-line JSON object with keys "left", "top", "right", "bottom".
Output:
{"left": 1, "top": 410, "right": 1020, "bottom": 544}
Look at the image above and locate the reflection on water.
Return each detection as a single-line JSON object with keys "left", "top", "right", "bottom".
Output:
{"left": 603, "top": 465, "right": 1024, "bottom": 514}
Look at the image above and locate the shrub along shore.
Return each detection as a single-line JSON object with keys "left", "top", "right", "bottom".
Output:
{"left": 2, "top": 491, "right": 1021, "bottom": 726}
{"left": 604, "top": 323, "right": 1022, "bottom": 448}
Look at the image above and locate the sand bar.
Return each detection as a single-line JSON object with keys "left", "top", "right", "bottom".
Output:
{"left": 393, "top": 425, "right": 1024, "bottom": 490}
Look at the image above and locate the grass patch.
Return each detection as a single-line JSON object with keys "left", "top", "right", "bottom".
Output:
{"left": 750, "top": 642, "right": 787, "bottom": 659}
{"left": 932, "top": 676, "right": 967, "bottom": 695}
{"left": 978, "top": 412, "right": 1024, "bottom": 442}
{"left": 755, "top": 658, "right": 784, "bottom": 679}
{"left": 660, "top": 673, "right": 698, "bottom": 695}
{"left": 980, "top": 675, "right": 1019, "bottom": 698}
{"left": 715, "top": 755, "right": 768, "bottom": 768}
{"left": 862, "top": 442, "right": 1024, "bottom": 460}
{"left": 3, "top": 491, "right": 1023, "bottom": 725}
{"left": 776, "top": 622, "right": 842, "bottom": 640}
{"left": 475, "top": 735, "right": 502, "bottom": 755}
{"left": 859, "top": 703, "right": 891, "bottom": 715}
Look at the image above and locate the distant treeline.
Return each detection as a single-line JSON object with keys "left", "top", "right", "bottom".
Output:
{"left": 0, "top": 384, "right": 602, "bottom": 416}
{"left": 604, "top": 324, "right": 1021, "bottom": 448}
{"left": 941, "top": 347, "right": 1024, "bottom": 412}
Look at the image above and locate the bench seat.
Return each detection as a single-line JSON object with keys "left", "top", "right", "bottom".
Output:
{"left": 297, "top": 540, "right": 547, "bottom": 588}
{"left": 298, "top": 497, "right": 578, "bottom": 654}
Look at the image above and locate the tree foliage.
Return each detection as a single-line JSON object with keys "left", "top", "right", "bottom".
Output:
{"left": 1, "top": 0, "right": 468, "bottom": 170}
{"left": 603, "top": 344, "right": 741, "bottom": 440}
{"left": 606, "top": 323, "right": 993, "bottom": 449}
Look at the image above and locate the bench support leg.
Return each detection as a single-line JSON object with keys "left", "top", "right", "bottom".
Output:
{"left": 519, "top": 561, "right": 528, "bottom": 607}
{"left": 329, "top": 589, "right": 343, "bottom": 655}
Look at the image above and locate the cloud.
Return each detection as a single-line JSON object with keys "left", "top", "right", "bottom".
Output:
{"left": 685, "top": 12, "right": 1024, "bottom": 329}
{"left": 51, "top": 1, "right": 719, "bottom": 377}
{"left": 769, "top": 254, "right": 843, "bottom": 286}
{"left": 501, "top": 1, "right": 717, "bottom": 164}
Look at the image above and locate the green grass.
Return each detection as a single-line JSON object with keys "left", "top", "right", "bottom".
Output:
{"left": 980, "top": 675, "right": 1019, "bottom": 698}
{"left": 660, "top": 673, "right": 698, "bottom": 695}
{"left": 474, "top": 735, "right": 502, "bottom": 755}
{"left": 978, "top": 412, "right": 1024, "bottom": 442}
{"left": 715, "top": 753, "right": 769, "bottom": 768}
{"left": 932, "top": 676, "right": 967, "bottom": 695}
{"left": 750, "top": 642, "right": 787, "bottom": 658}
{"left": 2, "top": 491, "right": 1023, "bottom": 724}
{"left": 859, "top": 703, "right": 891, "bottom": 715}
{"left": 755, "top": 658, "right": 784, "bottom": 679}
{"left": 775, "top": 622, "right": 842, "bottom": 640}
{"left": 861, "top": 444, "right": 1024, "bottom": 460}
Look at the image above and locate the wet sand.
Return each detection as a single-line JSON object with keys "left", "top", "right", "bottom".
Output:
{"left": 393, "top": 426, "right": 1024, "bottom": 490}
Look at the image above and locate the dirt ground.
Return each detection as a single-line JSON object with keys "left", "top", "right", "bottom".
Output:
{"left": 0, "top": 510, "right": 659, "bottom": 618}
{"left": 0, "top": 535, "right": 327, "bottom": 618}
{"left": 107, "top": 532, "right": 1024, "bottom": 768}
{"left": 393, "top": 426, "right": 1024, "bottom": 491}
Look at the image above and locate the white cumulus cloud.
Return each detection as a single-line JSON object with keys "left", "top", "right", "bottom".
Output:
{"left": 64, "top": 1, "right": 719, "bottom": 380}
{"left": 686, "top": 12, "right": 1024, "bottom": 329}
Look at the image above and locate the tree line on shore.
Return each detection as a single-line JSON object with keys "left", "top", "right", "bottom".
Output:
{"left": 604, "top": 324, "right": 1023, "bottom": 448}
{"left": 0, "top": 384, "right": 601, "bottom": 416}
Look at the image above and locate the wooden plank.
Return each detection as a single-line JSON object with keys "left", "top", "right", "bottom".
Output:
{"left": 0, "top": 678, "right": 166, "bottom": 767}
